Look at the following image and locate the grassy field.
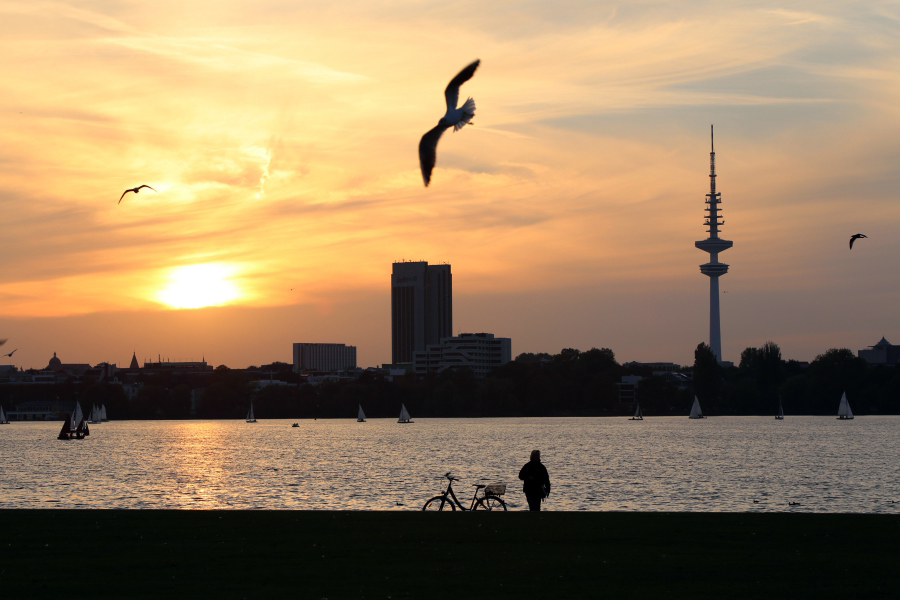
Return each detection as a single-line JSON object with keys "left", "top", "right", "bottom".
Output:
{"left": 2, "top": 510, "right": 897, "bottom": 599}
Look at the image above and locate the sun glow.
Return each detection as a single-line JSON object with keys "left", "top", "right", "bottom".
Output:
{"left": 157, "top": 264, "right": 242, "bottom": 309}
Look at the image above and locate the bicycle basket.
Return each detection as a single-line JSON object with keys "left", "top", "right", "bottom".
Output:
{"left": 484, "top": 483, "right": 506, "bottom": 496}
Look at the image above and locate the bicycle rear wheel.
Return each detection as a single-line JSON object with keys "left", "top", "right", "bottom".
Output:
{"left": 474, "top": 496, "right": 507, "bottom": 511}
{"left": 422, "top": 496, "right": 456, "bottom": 511}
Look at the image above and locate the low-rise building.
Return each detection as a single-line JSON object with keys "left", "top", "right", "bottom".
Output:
{"left": 412, "top": 333, "right": 511, "bottom": 379}
{"left": 858, "top": 337, "right": 900, "bottom": 365}
{"left": 293, "top": 343, "right": 357, "bottom": 372}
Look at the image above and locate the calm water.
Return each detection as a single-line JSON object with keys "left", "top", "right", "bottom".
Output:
{"left": 1, "top": 417, "right": 898, "bottom": 512}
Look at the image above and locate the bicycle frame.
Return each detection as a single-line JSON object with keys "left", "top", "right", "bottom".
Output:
{"left": 427, "top": 473, "right": 498, "bottom": 511}
{"left": 439, "top": 478, "right": 482, "bottom": 511}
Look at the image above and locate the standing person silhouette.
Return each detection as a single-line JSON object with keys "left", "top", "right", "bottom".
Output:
{"left": 518, "top": 449, "right": 551, "bottom": 511}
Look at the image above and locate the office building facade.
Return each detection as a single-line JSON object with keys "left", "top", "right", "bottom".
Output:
{"left": 412, "top": 332, "right": 511, "bottom": 379}
{"left": 391, "top": 261, "right": 452, "bottom": 364}
{"left": 293, "top": 343, "right": 357, "bottom": 372}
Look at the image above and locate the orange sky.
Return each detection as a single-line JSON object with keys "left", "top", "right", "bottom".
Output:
{"left": 2, "top": 1, "right": 900, "bottom": 370}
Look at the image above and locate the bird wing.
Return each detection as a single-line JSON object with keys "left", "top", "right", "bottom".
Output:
{"left": 444, "top": 59, "right": 480, "bottom": 112}
{"left": 138, "top": 184, "right": 158, "bottom": 192}
{"left": 118, "top": 190, "right": 130, "bottom": 204}
{"left": 0, "top": 339, "right": 5, "bottom": 346}
{"left": 419, "top": 124, "right": 449, "bottom": 186}
{"left": 849, "top": 236, "right": 854, "bottom": 249}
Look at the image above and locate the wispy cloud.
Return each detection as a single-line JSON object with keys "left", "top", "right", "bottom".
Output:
{"left": 2, "top": 0, "right": 900, "bottom": 368}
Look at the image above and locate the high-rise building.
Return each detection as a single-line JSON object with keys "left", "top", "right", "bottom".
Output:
{"left": 694, "top": 126, "right": 733, "bottom": 363}
{"left": 391, "top": 261, "right": 452, "bottom": 364}
{"left": 293, "top": 343, "right": 357, "bottom": 372}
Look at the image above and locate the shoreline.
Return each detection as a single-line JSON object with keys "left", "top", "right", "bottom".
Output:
{"left": 2, "top": 510, "right": 896, "bottom": 599}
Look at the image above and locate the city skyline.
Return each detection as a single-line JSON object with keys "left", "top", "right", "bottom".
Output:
{"left": 2, "top": 2, "right": 900, "bottom": 370}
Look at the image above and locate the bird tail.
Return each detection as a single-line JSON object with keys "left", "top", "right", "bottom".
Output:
{"left": 454, "top": 97, "right": 476, "bottom": 131}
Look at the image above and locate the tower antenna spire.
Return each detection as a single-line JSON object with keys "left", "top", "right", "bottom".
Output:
{"left": 695, "top": 125, "right": 733, "bottom": 364}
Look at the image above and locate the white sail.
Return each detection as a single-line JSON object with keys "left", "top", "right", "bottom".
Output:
{"left": 634, "top": 403, "right": 642, "bottom": 418}
{"left": 398, "top": 403, "right": 412, "bottom": 423}
{"left": 0, "top": 405, "right": 8, "bottom": 424}
{"left": 73, "top": 402, "right": 84, "bottom": 427}
{"left": 689, "top": 396, "right": 704, "bottom": 419}
{"left": 101, "top": 404, "right": 108, "bottom": 421}
{"left": 837, "top": 392, "right": 854, "bottom": 419}
{"left": 357, "top": 405, "right": 366, "bottom": 422}
{"left": 246, "top": 403, "right": 256, "bottom": 423}
{"left": 776, "top": 397, "right": 784, "bottom": 419}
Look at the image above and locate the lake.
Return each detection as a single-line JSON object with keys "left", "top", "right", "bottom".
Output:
{"left": 1, "top": 416, "right": 898, "bottom": 512}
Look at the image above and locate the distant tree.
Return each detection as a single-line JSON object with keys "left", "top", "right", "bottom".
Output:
{"left": 260, "top": 361, "right": 294, "bottom": 373}
{"left": 514, "top": 352, "right": 552, "bottom": 364}
{"left": 635, "top": 375, "right": 680, "bottom": 415}
{"left": 692, "top": 342, "right": 721, "bottom": 404}
{"left": 807, "top": 349, "right": 868, "bottom": 413}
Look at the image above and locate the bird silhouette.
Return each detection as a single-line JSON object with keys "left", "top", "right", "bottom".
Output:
{"left": 0, "top": 339, "right": 5, "bottom": 346}
{"left": 4, "top": 348, "right": 17, "bottom": 358}
{"left": 118, "top": 184, "right": 157, "bottom": 204}
{"left": 419, "top": 59, "right": 480, "bottom": 187}
{"left": 849, "top": 233, "right": 867, "bottom": 249}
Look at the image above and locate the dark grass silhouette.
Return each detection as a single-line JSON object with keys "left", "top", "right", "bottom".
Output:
{"left": 2, "top": 510, "right": 897, "bottom": 599}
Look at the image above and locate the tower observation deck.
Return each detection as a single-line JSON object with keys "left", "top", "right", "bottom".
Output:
{"left": 694, "top": 125, "right": 733, "bottom": 363}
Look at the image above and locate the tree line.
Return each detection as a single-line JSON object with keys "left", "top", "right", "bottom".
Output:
{"left": 2, "top": 344, "right": 898, "bottom": 419}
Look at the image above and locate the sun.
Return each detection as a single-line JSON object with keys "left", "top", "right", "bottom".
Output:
{"left": 157, "top": 264, "right": 242, "bottom": 309}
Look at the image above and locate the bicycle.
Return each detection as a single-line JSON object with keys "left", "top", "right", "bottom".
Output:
{"left": 422, "top": 472, "right": 508, "bottom": 511}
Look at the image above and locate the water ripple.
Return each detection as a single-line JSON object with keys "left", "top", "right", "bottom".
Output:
{"left": 0, "top": 416, "right": 898, "bottom": 512}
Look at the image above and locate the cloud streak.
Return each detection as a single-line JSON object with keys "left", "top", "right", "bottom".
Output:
{"left": 2, "top": 0, "right": 900, "bottom": 369}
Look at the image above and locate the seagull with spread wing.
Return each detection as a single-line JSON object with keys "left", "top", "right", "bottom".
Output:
{"left": 849, "top": 233, "right": 867, "bottom": 249}
{"left": 419, "top": 59, "right": 480, "bottom": 187}
{"left": 3, "top": 348, "right": 16, "bottom": 358}
{"left": 118, "top": 184, "right": 157, "bottom": 204}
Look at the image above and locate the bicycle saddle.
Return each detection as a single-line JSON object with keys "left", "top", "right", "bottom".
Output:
{"left": 472, "top": 484, "right": 486, "bottom": 489}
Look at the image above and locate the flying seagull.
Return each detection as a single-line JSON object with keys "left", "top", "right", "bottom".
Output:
{"left": 418, "top": 59, "right": 480, "bottom": 187}
{"left": 849, "top": 233, "right": 867, "bottom": 249}
{"left": 118, "top": 184, "right": 157, "bottom": 204}
{"left": 3, "top": 348, "right": 16, "bottom": 358}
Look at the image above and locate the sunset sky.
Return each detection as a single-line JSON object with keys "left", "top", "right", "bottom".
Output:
{"left": 2, "top": 1, "right": 900, "bottom": 370}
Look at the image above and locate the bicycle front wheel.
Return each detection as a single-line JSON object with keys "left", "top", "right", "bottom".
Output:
{"left": 474, "top": 496, "right": 507, "bottom": 511}
{"left": 422, "top": 496, "right": 456, "bottom": 511}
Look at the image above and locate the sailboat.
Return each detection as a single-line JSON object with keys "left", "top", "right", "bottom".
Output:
{"left": 59, "top": 402, "right": 87, "bottom": 439}
{"left": 837, "top": 392, "right": 854, "bottom": 420}
{"left": 357, "top": 405, "right": 366, "bottom": 422}
{"left": 775, "top": 396, "right": 784, "bottom": 420}
{"left": 246, "top": 402, "right": 257, "bottom": 423}
{"left": 689, "top": 396, "right": 706, "bottom": 419}
{"left": 398, "top": 403, "right": 413, "bottom": 424}
{"left": 89, "top": 404, "right": 102, "bottom": 424}
{"left": 0, "top": 405, "right": 9, "bottom": 424}
{"left": 100, "top": 404, "right": 108, "bottom": 422}
{"left": 629, "top": 402, "right": 643, "bottom": 421}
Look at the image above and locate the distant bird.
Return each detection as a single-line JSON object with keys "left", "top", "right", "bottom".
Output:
{"left": 0, "top": 339, "right": 5, "bottom": 346}
{"left": 118, "top": 184, "right": 157, "bottom": 204}
{"left": 419, "top": 59, "right": 480, "bottom": 187}
{"left": 4, "top": 348, "right": 17, "bottom": 358}
{"left": 849, "top": 233, "right": 867, "bottom": 249}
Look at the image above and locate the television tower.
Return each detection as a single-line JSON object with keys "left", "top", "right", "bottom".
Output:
{"left": 694, "top": 125, "right": 732, "bottom": 363}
